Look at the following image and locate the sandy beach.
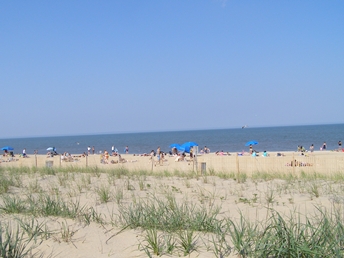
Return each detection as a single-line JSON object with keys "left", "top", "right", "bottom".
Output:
{"left": 1, "top": 150, "right": 344, "bottom": 176}
{"left": 0, "top": 150, "right": 344, "bottom": 257}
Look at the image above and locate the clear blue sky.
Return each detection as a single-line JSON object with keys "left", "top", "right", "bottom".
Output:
{"left": 1, "top": 1, "right": 343, "bottom": 138}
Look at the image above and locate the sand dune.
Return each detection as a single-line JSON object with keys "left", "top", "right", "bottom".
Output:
{"left": 0, "top": 151, "right": 343, "bottom": 257}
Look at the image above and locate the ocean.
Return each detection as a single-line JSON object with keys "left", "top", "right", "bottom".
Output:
{"left": 0, "top": 124, "right": 343, "bottom": 155}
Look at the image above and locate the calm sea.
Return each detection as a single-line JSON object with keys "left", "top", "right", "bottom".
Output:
{"left": 0, "top": 124, "right": 343, "bottom": 155}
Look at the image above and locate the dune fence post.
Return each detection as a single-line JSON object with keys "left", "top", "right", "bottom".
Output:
{"left": 236, "top": 153, "right": 240, "bottom": 181}
{"left": 292, "top": 153, "right": 295, "bottom": 175}
{"left": 86, "top": 155, "right": 88, "bottom": 167}
{"left": 192, "top": 154, "right": 194, "bottom": 172}
{"left": 35, "top": 154, "right": 37, "bottom": 167}
{"left": 194, "top": 146, "right": 198, "bottom": 174}
{"left": 151, "top": 155, "right": 154, "bottom": 171}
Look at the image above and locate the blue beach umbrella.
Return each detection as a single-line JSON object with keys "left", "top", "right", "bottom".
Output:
{"left": 177, "top": 146, "right": 186, "bottom": 152}
{"left": 181, "top": 142, "right": 198, "bottom": 153}
{"left": 245, "top": 140, "right": 258, "bottom": 146}
{"left": 1, "top": 146, "right": 14, "bottom": 151}
{"left": 182, "top": 142, "right": 198, "bottom": 147}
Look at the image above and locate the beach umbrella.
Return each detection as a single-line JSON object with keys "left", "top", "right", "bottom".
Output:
{"left": 181, "top": 142, "right": 198, "bottom": 153}
{"left": 1, "top": 146, "right": 14, "bottom": 151}
{"left": 169, "top": 143, "right": 185, "bottom": 152}
{"left": 46, "top": 147, "right": 54, "bottom": 151}
{"left": 182, "top": 142, "right": 198, "bottom": 147}
{"left": 245, "top": 140, "right": 258, "bottom": 146}
{"left": 176, "top": 146, "right": 185, "bottom": 152}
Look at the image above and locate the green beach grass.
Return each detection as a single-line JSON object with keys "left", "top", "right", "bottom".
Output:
{"left": 0, "top": 166, "right": 344, "bottom": 257}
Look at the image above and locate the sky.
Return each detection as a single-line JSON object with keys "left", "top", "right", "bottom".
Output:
{"left": 1, "top": 1, "right": 343, "bottom": 138}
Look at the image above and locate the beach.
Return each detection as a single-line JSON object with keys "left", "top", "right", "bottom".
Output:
{"left": 1, "top": 150, "right": 344, "bottom": 175}
{"left": 0, "top": 150, "right": 344, "bottom": 257}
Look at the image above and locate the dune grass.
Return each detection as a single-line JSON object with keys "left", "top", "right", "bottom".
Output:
{"left": 0, "top": 221, "right": 42, "bottom": 258}
{"left": 116, "top": 194, "right": 222, "bottom": 233}
{"left": 1, "top": 166, "right": 344, "bottom": 257}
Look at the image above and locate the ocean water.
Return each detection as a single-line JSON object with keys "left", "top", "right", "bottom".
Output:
{"left": 0, "top": 124, "right": 343, "bottom": 155}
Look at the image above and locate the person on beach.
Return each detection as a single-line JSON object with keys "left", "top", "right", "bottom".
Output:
{"left": 204, "top": 146, "right": 210, "bottom": 154}
{"left": 161, "top": 151, "right": 165, "bottom": 162}
{"left": 249, "top": 144, "right": 253, "bottom": 154}
{"left": 104, "top": 150, "right": 109, "bottom": 163}
{"left": 111, "top": 145, "right": 115, "bottom": 153}
{"left": 87, "top": 146, "right": 91, "bottom": 155}
{"left": 310, "top": 144, "right": 314, "bottom": 152}
{"left": 118, "top": 154, "right": 126, "bottom": 163}
{"left": 22, "top": 148, "right": 27, "bottom": 158}
{"left": 175, "top": 152, "right": 186, "bottom": 162}
{"left": 125, "top": 146, "right": 129, "bottom": 154}
{"left": 216, "top": 150, "right": 223, "bottom": 155}
{"left": 339, "top": 141, "right": 342, "bottom": 150}
{"left": 61, "top": 153, "right": 67, "bottom": 161}
{"left": 92, "top": 146, "right": 95, "bottom": 154}
{"left": 321, "top": 142, "right": 327, "bottom": 150}
{"left": 149, "top": 150, "right": 155, "bottom": 161}
{"left": 156, "top": 146, "right": 161, "bottom": 165}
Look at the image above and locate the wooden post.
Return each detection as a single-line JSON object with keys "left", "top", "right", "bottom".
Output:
{"left": 236, "top": 153, "right": 240, "bottom": 181}
{"left": 194, "top": 147, "right": 198, "bottom": 174}
{"left": 35, "top": 154, "right": 37, "bottom": 168}
{"left": 86, "top": 155, "right": 88, "bottom": 167}
{"left": 292, "top": 152, "right": 295, "bottom": 175}
{"left": 151, "top": 155, "right": 154, "bottom": 171}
